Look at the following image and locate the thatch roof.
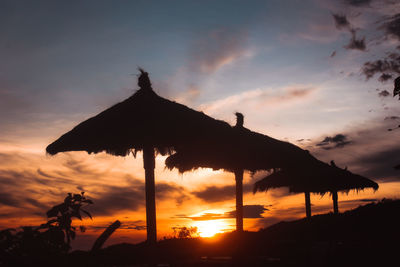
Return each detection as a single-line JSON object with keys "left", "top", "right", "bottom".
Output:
{"left": 165, "top": 114, "right": 317, "bottom": 173}
{"left": 46, "top": 70, "right": 234, "bottom": 157}
{"left": 253, "top": 160, "right": 378, "bottom": 195}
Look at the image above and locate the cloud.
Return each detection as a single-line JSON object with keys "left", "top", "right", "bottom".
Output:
{"left": 316, "top": 134, "right": 353, "bottom": 150}
{"left": 378, "top": 89, "right": 390, "bottom": 97}
{"left": 201, "top": 85, "right": 318, "bottom": 115}
{"left": 225, "top": 205, "right": 269, "bottom": 218}
{"left": 344, "top": 29, "right": 366, "bottom": 51}
{"left": 382, "top": 13, "right": 400, "bottom": 41}
{"left": 310, "top": 116, "right": 400, "bottom": 181}
{"left": 361, "top": 52, "right": 400, "bottom": 80}
{"left": 0, "top": 151, "right": 191, "bottom": 220}
{"left": 354, "top": 145, "right": 400, "bottom": 178}
{"left": 332, "top": 13, "right": 351, "bottom": 30}
{"left": 379, "top": 73, "right": 394, "bottom": 82}
{"left": 343, "top": 0, "right": 372, "bottom": 7}
{"left": 331, "top": 13, "right": 366, "bottom": 51}
{"left": 174, "top": 84, "right": 201, "bottom": 104}
{"left": 189, "top": 28, "right": 249, "bottom": 73}
{"left": 336, "top": 8, "right": 400, "bottom": 83}
{"left": 339, "top": 198, "right": 378, "bottom": 203}
{"left": 178, "top": 205, "right": 269, "bottom": 221}
{"left": 0, "top": 192, "right": 21, "bottom": 208}
{"left": 88, "top": 178, "right": 190, "bottom": 216}
{"left": 88, "top": 220, "right": 146, "bottom": 231}
{"left": 191, "top": 184, "right": 253, "bottom": 203}
{"left": 296, "top": 22, "right": 339, "bottom": 43}
{"left": 384, "top": 116, "right": 400, "bottom": 120}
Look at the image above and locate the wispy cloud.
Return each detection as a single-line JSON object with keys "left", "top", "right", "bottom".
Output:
{"left": 200, "top": 85, "right": 318, "bottom": 115}
{"left": 189, "top": 28, "right": 250, "bottom": 74}
{"left": 0, "top": 151, "right": 191, "bottom": 220}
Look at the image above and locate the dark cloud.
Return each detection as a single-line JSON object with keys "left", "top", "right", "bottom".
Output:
{"left": 378, "top": 89, "right": 390, "bottom": 97}
{"left": 362, "top": 53, "right": 400, "bottom": 80}
{"left": 62, "top": 158, "right": 107, "bottom": 177}
{"left": 339, "top": 198, "right": 378, "bottom": 203}
{"left": 187, "top": 213, "right": 227, "bottom": 221}
{"left": 225, "top": 205, "right": 269, "bottom": 218}
{"left": 87, "top": 220, "right": 146, "bottom": 231}
{"left": 89, "top": 178, "right": 189, "bottom": 216}
{"left": 0, "top": 152, "right": 190, "bottom": 220}
{"left": 331, "top": 13, "right": 366, "bottom": 51}
{"left": 343, "top": 0, "right": 372, "bottom": 6}
{"left": 354, "top": 145, "right": 400, "bottom": 179}
{"left": 178, "top": 205, "right": 269, "bottom": 221}
{"left": 316, "top": 134, "right": 353, "bottom": 150}
{"left": 384, "top": 116, "right": 400, "bottom": 120}
{"left": 192, "top": 184, "right": 253, "bottom": 203}
{"left": 332, "top": 13, "right": 351, "bottom": 30}
{"left": 0, "top": 192, "right": 21, "bottom": 208}
{"left": 383, "top": 13, "right": 400, "bottom": 41}
{"left": 89, "top": 181, "right": 144, "bottom": 216}
{"left": 379, "top": 73, "right": 393, "bottom": 82}
{"left": 344, "top": 29, "right": 366, "bottom": 51}
{"left": 156, "top": 182, "right": 190, "bottom": 206}
{"left": 310, "top": 117, "right": 400, "bottom": 181}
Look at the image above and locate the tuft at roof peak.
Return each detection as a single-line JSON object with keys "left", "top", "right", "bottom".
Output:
{"left": 235, "top": 112, "right": 244, "bottom": 128}
{"left": 138, "top": 68, "right": 152, "bottom": 91}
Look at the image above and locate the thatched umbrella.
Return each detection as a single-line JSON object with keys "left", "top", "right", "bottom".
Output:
{"left": 165, "top": 113, "right": 317, "bottom": 232}
{"left": 46, "top": 69, "right": 236, "bottom": 244}
{"left": 253, "top": 160, "right": 378, "bottom": 218}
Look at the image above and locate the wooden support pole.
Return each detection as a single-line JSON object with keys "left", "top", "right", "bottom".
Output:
{"left": 235, "top": 169, "right": 244, "bottom": 232}
{"left": 305, "top": 191, "right": 311, "bottom": 219}
{"left": 332, "top": 190, "right": 339, "bottom": 214}
{"left": 143, "top": 146, "right": 157, "bottom": 245}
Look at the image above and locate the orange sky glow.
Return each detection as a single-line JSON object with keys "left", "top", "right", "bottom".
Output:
{"left": 1, "top": 146, "right": 397, "bottom": 250}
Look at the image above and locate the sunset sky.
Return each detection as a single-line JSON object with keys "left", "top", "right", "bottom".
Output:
{"left": 1, "top": 0, "right": 400, "bottom": 249}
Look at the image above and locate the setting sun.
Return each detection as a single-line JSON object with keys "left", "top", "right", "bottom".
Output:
{"left": 193, "top": 220, "right": 230, "bottom": 238}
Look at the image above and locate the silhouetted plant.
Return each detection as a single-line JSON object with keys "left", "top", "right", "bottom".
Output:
{"left": 44, "top": 192, "right": 93, "bottom": 247}
{"left": 171, "top": 226, "right": 199, "bottom": 239}
{"left": 0, "top": 192, "right": 93, "bottom": 264}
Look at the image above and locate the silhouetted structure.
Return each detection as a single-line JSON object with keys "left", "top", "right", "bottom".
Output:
{"left": 394, "top": 76, "right": 400, "bottom": 99}
{"left": 166, "top": 113, "right": 318, "bottom": 231}
{"left": 46, "top": 69, "right": 238, "bottom": 245}
{"left": 254, "top": 160, "right": 378, "bottom": 218}
{"left": 91, "top": 220, "right": 121, "bottom": 252}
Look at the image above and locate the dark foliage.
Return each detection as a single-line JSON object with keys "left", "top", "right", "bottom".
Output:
{"left": 171, "top": 226, "right": 199, "bottom": 239}
{"left": 0, "top": 192, "right": 92, "bottom": 266}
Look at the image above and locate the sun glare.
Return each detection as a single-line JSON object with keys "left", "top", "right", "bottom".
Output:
{"left": 194, "top": 220, "right": 229, "bottom": 238}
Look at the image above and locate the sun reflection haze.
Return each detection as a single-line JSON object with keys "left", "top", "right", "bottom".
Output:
{"left": 193, "top": 219, "right": 231, "bottom": 238}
